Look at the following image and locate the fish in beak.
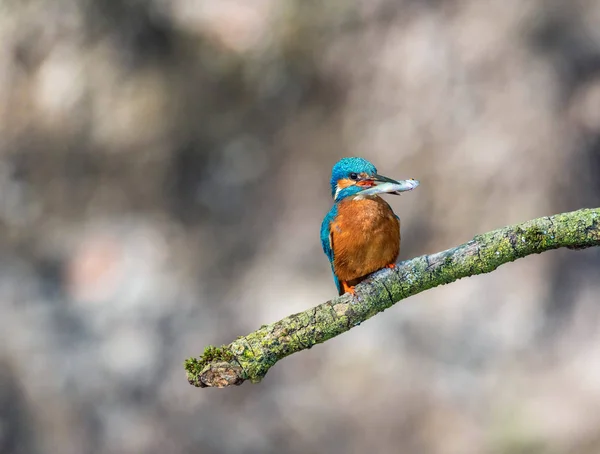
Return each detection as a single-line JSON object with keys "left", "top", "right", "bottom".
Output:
{"left": 356, "top": 174, "right": 420, "bottom": 196}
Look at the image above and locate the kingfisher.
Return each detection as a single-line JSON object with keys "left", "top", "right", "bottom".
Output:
{"left": 321, "top": 157, "right": 419, "bottom": 296}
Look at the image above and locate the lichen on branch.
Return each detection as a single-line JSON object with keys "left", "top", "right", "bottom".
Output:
{"left": 185, "top": 207, "right": 600, "bottom": 388}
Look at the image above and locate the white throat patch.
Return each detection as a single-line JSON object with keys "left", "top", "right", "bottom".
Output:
{"left": 334, "top": 184, "right": 342, "bottom": 200}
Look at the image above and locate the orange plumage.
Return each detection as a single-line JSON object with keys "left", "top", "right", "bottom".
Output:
{"left": 330, "top": 196, "right": 400, "bottom": 294}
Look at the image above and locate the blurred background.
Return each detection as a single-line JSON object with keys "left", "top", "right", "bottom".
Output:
{"left": 1, "top": 0, "right": 600, "bottom": 453}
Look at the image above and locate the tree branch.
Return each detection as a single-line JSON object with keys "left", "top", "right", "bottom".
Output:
{"left": 185, "top": 207, "right": 600, "bottom": 388}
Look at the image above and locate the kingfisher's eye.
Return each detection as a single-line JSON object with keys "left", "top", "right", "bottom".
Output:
{"left": 350, "top": 173, "right": 358, "bottom": 180}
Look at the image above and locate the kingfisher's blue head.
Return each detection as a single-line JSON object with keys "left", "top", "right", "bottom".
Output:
{"left": 329, "top": 157, "right": 419, "bottom": 202}
{"left": 330, "top": 157, "right": 377, "bottom": 198}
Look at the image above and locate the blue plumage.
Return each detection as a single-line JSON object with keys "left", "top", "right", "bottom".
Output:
{"left": 334, "top": 185, "right": 365, "bottom": 202}
{"left": 329, "top": 157, "right": 377, "bottom": 198}
{"left": 320, "top": 204, "right": 340, "bottom": 293}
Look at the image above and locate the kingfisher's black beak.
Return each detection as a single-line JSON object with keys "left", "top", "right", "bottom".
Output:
{"left": 373, "top": 174, "right": 402, "bottom": 185}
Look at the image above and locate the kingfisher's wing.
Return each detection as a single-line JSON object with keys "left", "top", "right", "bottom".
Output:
{"left": 320, "top": 207, "right": 341, "bottom": 294}
{"left": 320, "top": 215, "right": 334, "bottom": 262}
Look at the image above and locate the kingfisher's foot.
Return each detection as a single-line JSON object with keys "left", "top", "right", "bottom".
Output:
{"left": 386, "top": 263, "right": 396, "bottom": 269}
{"left": 341, "top": 281, "right": 357, "bottom": 295}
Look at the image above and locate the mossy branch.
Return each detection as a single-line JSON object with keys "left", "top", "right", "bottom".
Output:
{"left": 185, "top": 207, "right": 600, "bottom": 388}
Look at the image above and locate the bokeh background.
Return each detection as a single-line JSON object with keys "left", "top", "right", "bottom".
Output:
{"left": 1, "top": 1, "right": 600, "bottom": 453}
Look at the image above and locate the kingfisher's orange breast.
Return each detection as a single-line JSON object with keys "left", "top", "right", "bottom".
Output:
{"left": 330, "top": 196, "right": 400, "bottom": 283}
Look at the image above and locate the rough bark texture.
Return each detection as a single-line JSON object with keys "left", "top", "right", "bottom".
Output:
{"left": 185, "top": 207, "right": 600, "bottom": 388}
